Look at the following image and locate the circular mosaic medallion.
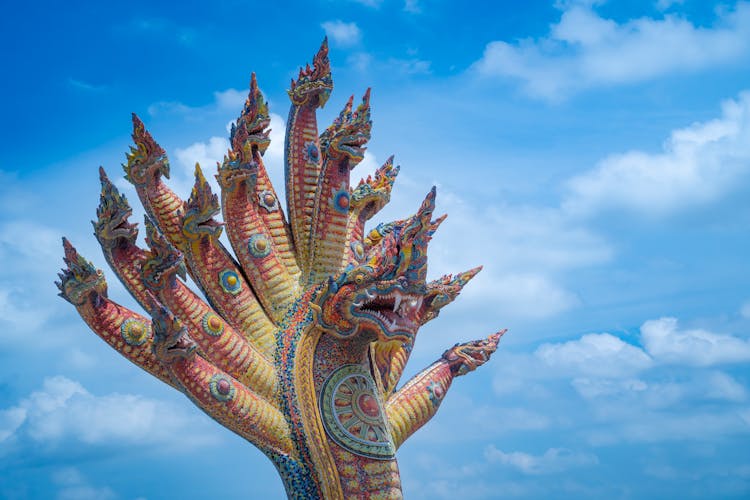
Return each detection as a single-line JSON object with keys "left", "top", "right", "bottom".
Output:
{"left": 248, "top": 234, "right": 272, "bottom": 258}
{"left": 320, "top": 364, "right": 395, "bottom": 460}
{"left": 201, "top": 312, "right": 224, "bottom": 337}
{"left": 305, "top": 142, "right": 320, "bottom": 163}
{"left": 209, "top": 373, "right": 236, "bottom": 402}
{"left": 257, "top": 190, "right": 279, "bottom": 212}
{"left": 219, "top": 269, "right": 242, "bottom": 295}
{"left": 332, "top": 190, "right": 350, "bottom": 213}
{"left": 427, "top": 380, "right": 445, "bottom": 406}
{"left": 120, "top": 318, "right": 148, "bottom": 346}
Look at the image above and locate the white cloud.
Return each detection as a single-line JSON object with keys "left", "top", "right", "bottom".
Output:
{"left": 1, "top": 376, "right": 218, "bottom": 450}
{"left": 472, "top": 3, "right": 750, "bottom": 99}
{"left": 0, "top": 220, "right": 61, "bottom": 266}
{"left": 0, "top": 407, "right": 26, "bottom": 442}
{"left": 611, "top": 410, "right": 750, "bottom": 444}
{"left": 656, "top": 0, "right": 685, "bottom": 11}
{"left": 484, "top": 445, "right": 598, "bottom": 474}
{"left": 563, "top": 91, "right": 750, "bottom": 217}
{"left": 486, "top": 273, "right": 580, "bottom": 319}
{"left": 572, "top": 372, "right": 747, "bottom": 405}
{"left": 53, "top": 468, "right": 116, "bottom": 500}
{"left": 572, "top": 377, "right": 648, "bottom": 399}
{"left": 148, "top": 86, "right": 248, "bottom": 118}
{"left": 176, "top": 136, "right": 228, "bottom": 173}
{"left": 347, "top": 52, "right": 372, "bottom": 72}
{"left": 536, "top": 333, "right": 653, "bottom": 377}
{"left": 212, "top": 88, "right": 247, "bottom": 110}
{"left": 349, "top": 0, "right": 383, "bottom": 7}
{"left": 404, "top": 0, "right": 421, "bottom": 13}
{"left": 321, "top": 20, "right": 362, "bottom": 47}
{"left": 67, "top": 78, "right": 106, "bottom": 93}
{"left": 387, "top": 57, "right": 431, "bottom": 75}
{"left": 641, "top": 317, "right": 750, "bottom": 366}
{"left": 741, "top": 300, "right": 750, "bottom": 318}
{"left": 0, "top": 220, "right": 65, "bottom": 347}
{"left": 705, "top": 371, "right": 748, "bottom": 402}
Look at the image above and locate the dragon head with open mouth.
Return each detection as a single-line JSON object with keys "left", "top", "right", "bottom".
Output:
{"left": 56, "top": 238, "right": 107, "bottom": 306}
{"left": 218, "top": 73, "right": 270, "bottom": 191}
{"left": 182, "top": 166, "right": 224, "bottom": 241}
{"left": 124, "top": 114, "right": 170, "bottom": 187}
{"left": 141, "top": 218, "right": 187, "bottom": 291}
{"left": 442, "top": 331, "right": 505, "bottom": 376}
{"left": 318, "top": 187, "right": 449, "bottom": 343}
{"left": 319, "top": 90, "right": 372, "bottom": 166}
{"left": 93, "top": 168, "right": 138, "bottom": 249}
{"left": 350, "top": 156, "right": 399, "bottom": 223}
{"left": 149, "top": 300, "right": 197, "bottom": 363}
{"left": 288, "top": 38, "right": 333, "bottom": 108}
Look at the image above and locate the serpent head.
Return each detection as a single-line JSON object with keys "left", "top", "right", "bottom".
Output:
{"left": 288, "top": 39, "right": 333, "bottom": 108}
{"left": 318, "top": 188, "right": 444, "bottom": 343}
{"left": 123, "top": 114, "right": 170, "bottom": 187}
{"left": 420, "top": 266, "right": 482, "bottom": 325}
{"left": 93, "top": 167, "right": 137, "bottom": 249}
{"left": 319, "top": 90, "right": 372, "bottom": 166}
{"left": 150, "top": 301, "right": 197, "bottom": 363}
{"left": 218, "top": 74, "right": 271, "bottom": 191}
{"left": 142, "top": 218, "right": 187, "bottom": 291}
{"left": 182, "top": 166, "right": 223, "bottom": 241}
{"left": 56, "top": 238, "right": 107, "bottom": 306}
{"left": 442, "top": 331, "right": 505, "bottom": 376}
{"left": 351, "top": 156, "right": 399, "bottom": 222}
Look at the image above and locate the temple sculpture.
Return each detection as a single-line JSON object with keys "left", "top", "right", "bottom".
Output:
{"left": 56, "top": 39, "right": 503, "bottom": 499}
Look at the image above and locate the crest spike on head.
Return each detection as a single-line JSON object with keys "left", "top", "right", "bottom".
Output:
{"left": 429, "top": 214, "right": 448, "bottom": 236}
{"left": 183, "top": 163, "right": 223, "bottom": 240}
{"left": 459, "top": 266, "right": 481, "bottom": 285}
{"left": 57, "top": 237, "right": 106, "bottom": 305}
{"left": 232, "top": 71, "right": 271, "bottom": 156}
{"left": 416, "top": 186, "right": 437, "bottom": 222}
{"left": 361, "top": 87, "right": 371, "bottom": 107}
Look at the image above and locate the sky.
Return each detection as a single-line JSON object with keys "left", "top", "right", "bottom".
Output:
{"left": 1, "top": 0, "right": 750, "bottom": 498}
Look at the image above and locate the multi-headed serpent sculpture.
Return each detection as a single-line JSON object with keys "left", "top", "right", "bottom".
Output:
{"left": 56, "top": 40, "right": 504, "bottom": 499}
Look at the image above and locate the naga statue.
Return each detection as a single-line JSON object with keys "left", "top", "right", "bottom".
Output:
{"left": 56, "top": 40, "right": 504, "bottom": 499}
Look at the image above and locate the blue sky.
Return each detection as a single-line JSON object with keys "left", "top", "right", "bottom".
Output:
{"left": 1, "top": 0, "right": 750, "bottom": 498}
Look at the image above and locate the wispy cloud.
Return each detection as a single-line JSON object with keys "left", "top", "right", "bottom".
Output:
{"left": 485, "top": 445, "right": 598, "bottom": 474}
{"left": 472, "top": 2, "right": 750, "bottom": 100}
{"left": 67, "top": 78, "right": 107, "bottom": 92}
{"left": 52, "top": 468, "right": 116, "bottom": 500}
{"left": 404, "top": 0, "right": 422, "bottom": 14}
{"left": 321, "top": 20, "right": 362, "bottom": 47}
{"left": 127, "top": 17, "right": 196, "bottom": 46}
{"left": 348, "top": 0, "right": 383, "bottom": 7}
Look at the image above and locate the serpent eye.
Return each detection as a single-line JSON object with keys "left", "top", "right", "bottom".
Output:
{"left": 354, "top": 273, "right": 365, "bottom": 284}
